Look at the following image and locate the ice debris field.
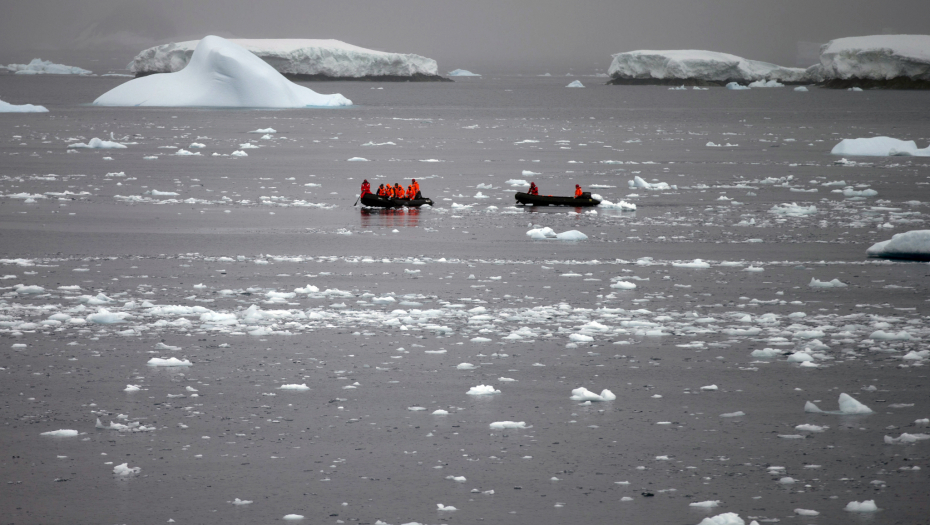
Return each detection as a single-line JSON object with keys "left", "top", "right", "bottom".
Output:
{"left": 2, "top": 54, "right": 930, "bottom": 525}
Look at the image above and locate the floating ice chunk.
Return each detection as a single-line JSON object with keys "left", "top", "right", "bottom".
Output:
{"left": 456, "top": 363, "right": 477, "bottom": 370}
{"left": 779, "top": 477, "right": 796, "bottom": 484}
{"left": 809, "top": 278, "right": 847, "bottom": 288}
{"left": 769, "top": 202, "right": 816, "bottom": 216}
{"left": 794, "top": 509, "right": 819, "bottom": 516}
{"left": 467, "top": 385, "right": 500, "bottom": 395}
{"left": 867, "top": 230, "right": 930, "bottom": 260}
{"left": 795, "top": 424, "right": 827, "bottom": 432}
{"left": 748, "top": 79, "right": 783, "bottom": 88}
{"left": 282, "top": 515, "right": 304, "bottom": 520}
{"left": 86, "top": 309, "right": 128, "bottom": 324}
{"left": 720, "top": 411, "right": 745, "bottom": 418}
{"left": 700, "top": 384, "right": 718, "bottom": 391}
{"left": 870, "top": 330, "right": 913, "bottom": 341}
{"left": 794, "top": 86, "right": 809, "bottom": 91}
{"left": 13, "top": 284, "right": 45, "bottom": 294}
{"left": 569, "top": 333, "right": 594, "bottom": 342}
{"left": 570, "top": 387, "right": 616, "bottom": 402}
{"left": 489, "top": 421, "right": 528, "bottom": 429}
{"left": 696, "top": 512, "right": 745, "bottom": 525}
{"left": 279, "top": 384, "right": 310, "bottom": 391}
{"left": 295, "top": 284, "right": 319, "bottom": 293}
{"left": 673, "top": 259, "right": 710, "bottom": 269}
{"left": 231, "top": 150, "right": 248, "bottom": 157}
{"left": 147, "top": 357, "right": 192, "bottom": 367}
{"left": 831, "top": 136, "right": 930, "bottom": 157}
{"left": 95, "top": 36, "right": 351, "bottom": 108}
{"left": 449, "top": 69, "right": 480, "bottom": 76}
{"left": 556, "top": 230, "right": 587, "bottom": 241}
{"left": 432, "top": 410, "right": 449, "bottom": 415}
{"left": 231, "top": 498, "right": 253, "bottom": 505}
{"left": 844, "top": 500, "right": 879, "bottom": 512}
{"left": 408, "top": 407, "right": 427, "bottom": 411}
{"left": 726, "top": 82, "right": 750, "bottom": 90}
{"left": 610, "top": 281, "right": 636, "bottom": 290}
{"left": 690, "top": 500, "right": 722, "bottom": 508}
{"left": 0, "top": 97, "right": 49, "bottom": 113}
{"left": 838, "top": 393, "right": 873, "bottom": 414}
{"left": 804, "top": 401, "right": 822, "bottom": 413}
{"left": 630, "top": 175, "right": 672, "bottom": 190}
{"left": 787, "top": 352, "right": 814, "bottom": 363}
{"left": 884, "top": 433, "right": 930, "bottom": 444}
{"left": 507, "top": 179, "right": 530, "bottom": 186}
{"left": 750, "top": 348, "right": 780, "bottom": 358}
{"left": 68, "top": 138, "right": 127, "bottom": 149}
{"left": 113, "top": 463, "right": 140, "bottom": 476}
{"left": 566, "top": 80, "right": 584, "bottom": 88}
{"left": 41, "top": 429, "right": 78, "bottom": 437}
{"left": 597, "top": 199, "right": 636, "bottom": 210}
{"left": 437, "top": 504, "right": 457, "bottom": 511}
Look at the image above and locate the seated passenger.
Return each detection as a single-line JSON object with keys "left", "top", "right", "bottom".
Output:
{"left": 395, "top": 184, "right": 405, "bottom": 198}
{"left": 574, "top": 184, "right": 583, "bottom": 198}
{"left": 406, "top": 185, "right": 416, "bottom": 199}
{"left": 528, "top": 182, "right": 539, "bottom": 196}
{"left": 411, "top": 179, "right": 420, "bottom": 197}
{"left": 377, "top": 184, "right": 386, "bottom": 196}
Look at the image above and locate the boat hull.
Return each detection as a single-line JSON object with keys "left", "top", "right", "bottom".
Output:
{"left": 361, "top": 193, "right": 434, "bottom": 208}
{"left": 515, "top": 192, "right": 601, "bottom": 207}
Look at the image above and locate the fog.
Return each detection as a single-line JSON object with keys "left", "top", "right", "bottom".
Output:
{"left": 2, "top": 0, "right": 929, "bottom": 73}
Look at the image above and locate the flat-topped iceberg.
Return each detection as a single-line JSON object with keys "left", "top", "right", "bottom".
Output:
{"left": 867, "top": 230, "right": 930, "bottom": 260}
{"left": 608, "top": 49, "right": 809, "bottom": 85}
{"left": 130, "top": 38, "right": 446, "bottom": 81}
{"left": 3, "top": 59, "right": 93, "bottom": 76}
{"left": 94, "top": 36, "right": 351, "bottom": 108}
{"left": 815, "top": 35, "right": 930, "bottom": 88}
{"left": 448, "top": 69, "right": 480, "bottom": 77}
{"left": 831, "top": 136, "right": 930, "bottom": 157}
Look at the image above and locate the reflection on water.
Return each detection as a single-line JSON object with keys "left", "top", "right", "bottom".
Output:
{"left": 360, "top": 207, "right": 420, "bottom": 228}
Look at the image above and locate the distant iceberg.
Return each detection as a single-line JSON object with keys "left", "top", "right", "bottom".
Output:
{"left": 566, "top": 80, "right": 584, "bottom": 88}
{"left": 94, "top": 36, "right": 352, "bottom": 108}
{"left": 0, "top": 97, "right": 48, "bottom": 113}
{"left": 831, "top": 136, "right": 930, "bottom": 157}
{"left": 130, "top": 38, "right": 448, "bottom": 81}
{"left": 814, "top": 35, "right": 930, "bottom": 88}
{"left": 448, "top": 69, "right": 480, "bottom": 77}
{"left": 2, "top": 59, "right": 93, "bottom": 76}
{"left": 608, "top": 49, "right": 809, "bottom": 86}
{"left": 867, "top": 230, "right": 930, "bottom": 260}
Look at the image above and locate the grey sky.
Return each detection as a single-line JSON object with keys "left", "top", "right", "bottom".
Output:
{"left": 3, "top": 0, "right": 928, "bottom": 72}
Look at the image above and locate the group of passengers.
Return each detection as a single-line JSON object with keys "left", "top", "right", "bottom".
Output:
{"left": 360, "top": 179, "right": 421, "bottom": 200}
{"left": 527, "top": 182, "right": 585, "bottom": 198}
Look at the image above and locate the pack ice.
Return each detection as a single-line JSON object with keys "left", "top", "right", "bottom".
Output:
{"left": 607, "top": 50, "right": 808, "bottom": 84}
{"left": 130, "top": 38, "right": 441, "bottom": 79}
{"left": 94, "top": 36, "right": 352, "bottom": 108}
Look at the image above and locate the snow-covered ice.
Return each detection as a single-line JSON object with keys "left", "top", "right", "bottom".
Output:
{"left": 844, "top": 500, "right": 879, "bottom": 512}
{"left": 448, "top": 69, "right": 480, "bottom": 77}
{"left": 95, "top": 36, "right": 351, "bottom": 108}
{"left": 3, "top": 59, "right": 92, "bottom": 76}
{"left": 831, "top": 136, "right": 930, "bottom": 157}
{"left": 816, "top": 35, "right": 930, "bottom": 83}
{"left": 146, "top": 357, "right": 192, "bottom": 367}
{"left": 867, "top": 230, "right": 930, "bottom": 260}
{"left": 696, "top": 513, "right": 745, "bottom": 525}
{"left": 68, "top": 138, "right": 127, "bottom": 149}
{"left": 608, "top": 50, "right": 808, "bottom": 84}
{"left": 566, "top": 80, "right": 584, "bottom": 88}
{"left": 41, "top": 429, "right": 78, "bottom": 437}
{"left": 489, "top": 421, "right": 527, "bottom": 429}
{"left": 130, "top": 38, "right": 440, "bottom": 79}
{"left": 570, "top": 387, "right": 616, "bottom": 402}
{"left": 0, "top": 97, "right": 49, "bottom": 113}
{"left": 466, "top": 385, "right": 500, "bottom": 395}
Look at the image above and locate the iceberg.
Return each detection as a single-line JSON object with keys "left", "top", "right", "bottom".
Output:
{"left": 448, "top": 69, "right": 480, "bottom": 77}
{"left": 607, "top": 49, "right": 809, "bottom": 85}
{"left": 0, "top": 97, "right": 48, "bottom": 113}
{"left": 566, "top": 80, "right": 585, "bottom": 87}
{"left": 830, "top": 136, "right": 930, "bottom": 157}
{"left": 867, "top": 230, "right": 930, "bottom": 260}
{"left": 130, "top": 38, "right": 446, "bottom": 81}
{"left": 94, "top": 36, "right": 351, "bottom": 108}
{"left": 815, "top": 34, "right": 930, "bottom": 88}
{"left": 2, "top": 59, "right": 93, "bottom": 75}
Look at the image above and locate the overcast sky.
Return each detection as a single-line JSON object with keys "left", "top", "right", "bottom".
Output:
{"left": 3, "top": 0, "right": 928, "bottom": 72}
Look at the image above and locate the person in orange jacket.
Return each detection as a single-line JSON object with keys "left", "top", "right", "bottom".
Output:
{"left": 406, "top": 185, "right": 415, "bottom": 199}
{"left": 360, "top": 179, "right": 371, "bottom": 196}
{"left": 528, "top": 182, "right": 539, "bottom": 195}
{"left": 394, "top": 183, "right": 404, "bottom": 198}
{"left": 376, "top": 184, "right": 386, "bottom": 196}
{"left": 411, "top": 179, "right": 420, "bottom": 197}
{"left": 574, "top": 184, "right": 583, "bottom": 198}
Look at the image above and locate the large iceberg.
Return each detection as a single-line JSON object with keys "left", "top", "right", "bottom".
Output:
{"left": 94, "top": 36, "right": 351, "bottom": 108}
{"left": 867, "top": 230, "right": 930, "bottom": 260}
{"left": 831, "top": 136, "right": 930, "bottom": 157}
{"left": 130, "top": 38, "right": 446, "bottom": 81}
{"left": 607, "top": 50, "right": 809, "bottom": 85}
{"left": 815, "top": 35, "right": 930, "bottom": 88}
{"left": 2, "top": 59, "right": 93, "bottom": 76}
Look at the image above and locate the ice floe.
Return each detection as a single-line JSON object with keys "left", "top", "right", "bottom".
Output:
{"left": 0, "top": 97, "right": 49, "bottom": 113}
{"left": 867, "top": 230, "right": 930, "bottom": 260}
{"left": 570, "top": 387, "right": 616, "bottom": 402}
{"left": 3, "top": 59, "right": 92, "bottom": 75}
{"left": 41, "top": 429, "right": 79, "bottom": 437}
{"left": 831, "top": 136, "right": 930, "bottom": 157}
{"left": 68, "top": 138, "right": 127, "bottom": 149}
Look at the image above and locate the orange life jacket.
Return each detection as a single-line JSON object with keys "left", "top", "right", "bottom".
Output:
{"left": 395, "top": 185, "right": 404, "bottom": 198}
{"left": 377, "top": 186, "right": 385, "bottom": 196}
{"left": 575, "top": 186, "right": 583, "bottom": 197}
{"left": 412, "top": 181, "right": 420, "bottom": 195}
{"left": 361, "top": 182, "right": 371, "bottom": 196}
{"left": 406, "top": 186, "right": 415, "bottom": 199}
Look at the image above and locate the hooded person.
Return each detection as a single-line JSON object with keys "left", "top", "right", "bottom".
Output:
{"left": 360, "top": 179, "right": 371, "bottom": 196}
{"left": 528, "top": 182, "right": 539, "bottom": 195}
{"left": 574, "top": 184, "right": 583, "bottom": 198}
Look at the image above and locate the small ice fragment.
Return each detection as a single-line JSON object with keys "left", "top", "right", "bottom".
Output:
{"left": 844, "top": 500, "right": 879, "bottom": 512}
{"left": 41, "top": 429, "right": 78, "bottom": 437}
